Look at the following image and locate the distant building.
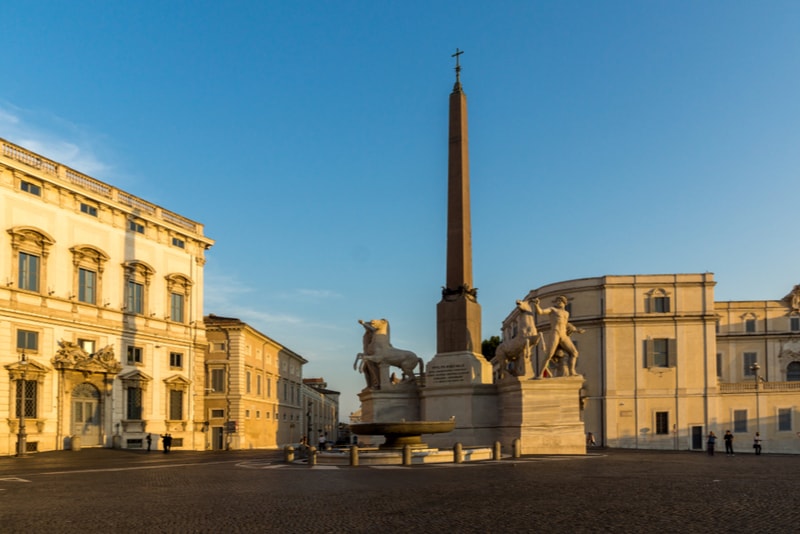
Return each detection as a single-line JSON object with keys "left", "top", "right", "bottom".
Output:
{"left": 302, "top": 377, "right": 340, "bottom": 445}
{"left": 502, "top": 274, "right": 800, "bottom": 453}
{"left": 1, "top": 138, "right": 213, "bottom": 455}
{"left": 203, "top": 315, "right": 319, "bottom": 449}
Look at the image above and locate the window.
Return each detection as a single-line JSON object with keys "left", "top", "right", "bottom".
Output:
{"left": 212, "top": 342, "right": 227, "bottom": 352}
{"left": 655, "top": 412, "right": 669, "bottom": 434}
{"left": 78, "top": 339, "right": 95, "bottom": 354}
{"left": 15, "top": 380, "right": 38, "bottom": 418}
{"left": 246, "top": 409, "right": 251, "bottom": 418}
{"left": 169, "top": 390, "right": 183, "bottom": 420}
{"left": 127, "top": 387, "right": 143, "bottom": 419}
{"left": 169, "top": 352, "right": 183, "bottom": 369}
{"left": 733, "top": 410, "right": 748, "bottom": 433}
{"left": 778, "top": 408, "right": 792, "bottom": 431}
{"left": 80, "top": 203, "right": 98, "bottom": 217}
{"left": 644, "top": 338, "right": 674, "bottom": 368}
{"left": 257, "top": 374, "right": 262, "bottom": 396}
{"left": 743, "top": 353, "right": 757, "bottom": 377}
{"left": 246, "top": 371, "right": 252, "bottom": 394}
{"left": 653, "top": 297, "right": 670, "bottom": 313}
{"left": 256, "top": 411, "right": 260, "bottom": 419}
{"left": 647, "top": 290, "right": 670, "bottom": 313}
{"left": 172, "top": 237, "right": 185, "bottom": 248}
{"left": 211, "top": 368, "right": 226, "bottom": 393}
{"left": 788, "top": 362, "right": 800, "bottom": 382}
{"left": 17, "top": 330, "right": 39, "bottom": 351}
{"left": 21, "top": 180, "right": 41, "bottom": 196}
{"left": 210, "top": 409, "right": 224, "bottom": 418}
{"left": 716, "top": 353, "right": 722, "bottom": 378}
{"left": 127, "top": 346, "right": 143, "bottom": 365}
{"left": 126, "top": 280, "right": 144, "bottom": 314}
{"left": 78, "top": 268, "right": 97, "bottom": 304}
{"left": 18, "top": 252, "right": 40, "bottom": 291}
{"left": 745, "top": 319, "right": 756, "bottom": 333}
{"left": 792, "top": 317, "right": 800, "bottom": 332}
{"left": 267, "top": 378, "right": 271, "bottom": 398}
{"left": 129, "top": 220, "right": 144, "bottom": 234}
{"left": 170, "top": 293, "right": 184, "bottom": 322}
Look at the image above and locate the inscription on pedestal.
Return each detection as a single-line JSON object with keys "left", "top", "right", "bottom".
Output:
{"left": 427, "top": 362, "right": 470, "bottom": 384}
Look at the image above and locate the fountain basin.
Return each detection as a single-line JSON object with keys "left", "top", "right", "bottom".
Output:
{"left": 350, "top": 420, "right": 456, "bottom": 450}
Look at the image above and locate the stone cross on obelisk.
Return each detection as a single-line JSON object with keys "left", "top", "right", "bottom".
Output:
{"left": 428, "top": 49, "right": 492, "bottom": 386}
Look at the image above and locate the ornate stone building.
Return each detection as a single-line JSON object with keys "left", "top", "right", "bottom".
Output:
{"left": 501, "top": 274, "right": 800, "bottom": 453}
{"left": 1, "top": 138, "right": 213, "bottom": 455}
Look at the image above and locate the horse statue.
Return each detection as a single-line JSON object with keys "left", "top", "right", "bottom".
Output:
{"left": 491, "top": 299, "right": 540, "bottom": 380}
{"left": 353, "top": 318, "right": 424, "bottom": 389}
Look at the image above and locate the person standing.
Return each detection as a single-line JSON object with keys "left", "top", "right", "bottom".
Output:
{"left": 146, "top": 433, "right": 152, "bottom": 453}
{"left": 753, "top": 432, "right": 762, "bottom": 455}
{"left": 724, "top": 430, "right": 734, "bottom": 455}
{"left": 707, "top": 431, "right": 716, "bottom": 456}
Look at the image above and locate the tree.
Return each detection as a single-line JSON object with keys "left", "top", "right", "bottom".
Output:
{"left": 481, "top": 336, "right": 501, "bottom": 362}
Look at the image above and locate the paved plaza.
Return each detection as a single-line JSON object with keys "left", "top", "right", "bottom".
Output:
{"left": 0, "top": 447, "right": 798, "bottom": 533}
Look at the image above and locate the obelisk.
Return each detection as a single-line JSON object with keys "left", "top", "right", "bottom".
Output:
{"left": 427, "top": 50, "right": 492, "bottom": 386}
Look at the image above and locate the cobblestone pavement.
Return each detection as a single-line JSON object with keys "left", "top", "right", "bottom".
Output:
{"left": 1, "top": 448, "right": 798, "bottom": 533}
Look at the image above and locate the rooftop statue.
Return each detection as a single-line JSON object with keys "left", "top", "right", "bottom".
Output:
{"left": 353, "top": 318, "right": 424, "bottom": 389}
{"left": 532, "top": 296, "right": 585, "bottom": 378}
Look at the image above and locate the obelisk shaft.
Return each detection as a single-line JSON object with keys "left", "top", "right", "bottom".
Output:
{"left": 436, "top": 75, "right": 482, "bottom": 355}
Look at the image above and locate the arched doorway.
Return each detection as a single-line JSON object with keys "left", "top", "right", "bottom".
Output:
{"left": 72, "top": 383, "right": 102, "bottom": 446}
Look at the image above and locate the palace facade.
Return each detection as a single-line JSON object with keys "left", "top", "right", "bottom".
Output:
{"left": 1, "top": 138, "right": 214, "bottom": 455}
{"left": 1, "top": 140, "right": 339, "bottom": 456}
{"left": 502, "top": 274, "right": 800, "bottom": 453}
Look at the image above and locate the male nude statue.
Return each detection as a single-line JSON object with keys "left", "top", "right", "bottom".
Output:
{"left": 532, "top": 296, "right": 583, "bottom": 377}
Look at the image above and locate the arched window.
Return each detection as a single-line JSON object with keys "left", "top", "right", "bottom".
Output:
{"left": 7, "top": 226, "right": 55, "bottom": 293}
{"left": 122, "top": 261, "right": 154, "bottom": 315}
{"left": 70, "top": 245, "right": 109, "bottom": 305}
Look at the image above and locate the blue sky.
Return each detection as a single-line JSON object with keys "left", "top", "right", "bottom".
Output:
{"left": 2, "top": 1, "right": 800, "bottom": 417}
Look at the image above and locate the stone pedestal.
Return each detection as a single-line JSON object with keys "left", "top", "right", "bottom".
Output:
{"left": 420, "top": 381, "right": 498, "bottom": 448}
{"left": 358, "top": 384, "right": 420, "bottom": 423}
{"left": 497, "top": 375, "right": 586, "bottom": 455}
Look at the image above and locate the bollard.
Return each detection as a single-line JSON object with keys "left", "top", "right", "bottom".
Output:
{"left": 350, "top": 445, "right": 359, "bottom": 467}
{"left": 402, "top": 444, "right": 412, "bottom": 466}
{"left": 453, "top": 442, "right": 464, "bottom": 464}
{"left": 493, "top": 441, "right": 502, "bottom": 461}
{"left": 308, "top": 446, "right": 317, "bottom": 467}
{"left": 284, "top": 445, "right": 295, "bottom": 463}
{"left": 512, "top": 438, "right": 522, "bottom": 458}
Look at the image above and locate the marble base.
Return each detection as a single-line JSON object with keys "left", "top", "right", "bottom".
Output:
{"left": 497, "top": 375, "right": 586, "bottom": 455}
{"left": 358, "top": 384, "right": 420, "bottom": 423}
{"left": 420, "top": 382, "right": 498, "bottom": 448}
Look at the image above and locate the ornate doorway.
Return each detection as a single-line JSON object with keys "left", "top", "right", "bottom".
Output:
{"left": 72, "top": 383, "right": 102, "bottom": 446}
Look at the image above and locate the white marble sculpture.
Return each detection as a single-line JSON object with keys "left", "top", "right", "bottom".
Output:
{"left": 492, "top": 299, "right": 540, "bottom": 379}
{"left": 532, "top": 296, "right": 585, "bottom": 377}
{"left": 353, "top": 318, "right": 424, "bottom": 389}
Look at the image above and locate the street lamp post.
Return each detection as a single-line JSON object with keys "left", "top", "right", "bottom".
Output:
{"left": 17, "top": 352, "right": 28, "bottom": 457}
{"left": 750, "top": 362, "right": 761, "bottom": 434}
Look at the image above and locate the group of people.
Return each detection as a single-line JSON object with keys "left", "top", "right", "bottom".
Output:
{"left": 706, "top": 430, "right": 762, "bottom": 456}
{"left": 144, "top": 433, "right": 173, "bottom": 453}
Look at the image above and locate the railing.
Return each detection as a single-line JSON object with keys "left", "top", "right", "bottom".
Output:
{"left": 719, "top": 381, "right": 800, "bottom": 393}
{"left": 161, "top": 210, "right": 197, "bottom": 232}
{"left": 66, "top": 169, "right": 113, "bottom": 198}
{"left": 3, "top": 142, "right": 57, "bottom": 174}
{"left": 118, "top": 191, "right": 156, "bottom": 215}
